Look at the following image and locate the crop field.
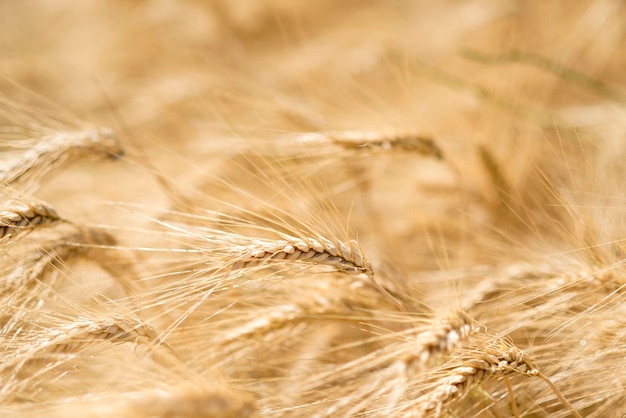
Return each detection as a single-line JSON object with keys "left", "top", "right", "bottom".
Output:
{"left": 1, "top": 1, "right": 625, "bottom": 417}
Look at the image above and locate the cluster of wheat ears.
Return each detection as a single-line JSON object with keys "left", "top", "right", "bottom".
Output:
{"left": 2, "top": 1, "right": 626, "bottom": 417}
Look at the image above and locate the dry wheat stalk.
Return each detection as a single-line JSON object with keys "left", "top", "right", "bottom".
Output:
{"left": 231, "top": 235, "right": 373, "bottom": 278}
{"left": 0, "top": 128, "right": 123, "bottom": 186}
{"left": 297, "top": 131, "right": 443, "bottom": 159}
{"left": 0, "top": 199, "right": 61, "bottom": 239}
{"left": 412, "top": 336, "right": 582, "bottom": 418}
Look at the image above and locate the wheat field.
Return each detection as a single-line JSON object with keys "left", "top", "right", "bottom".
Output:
{"left": 1, "top": 1, "right": 626, "bottom": 417}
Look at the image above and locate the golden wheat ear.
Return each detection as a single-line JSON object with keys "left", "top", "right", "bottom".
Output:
{"left": 414, "top": 336, "right": 582, "bottom": 418}
{"left": 0, "top": 198, "right": 61, "bottom": 240}
{"left": 0, "top": 128, "right": 123, "bottom": 187}
{"left": 4, "top": 314, "right": 161, "bottom": 368}
{"left": 285, "top": 312, "right": 466, "bottom": 417}
{"left": 231, "top": 235, "right": 373, "bottom": 278}
{"left": 0, "top": 313, "right": 170, "bottom": 403}
{"left": 2, "top": 226, "right": 137, "bottom": 299}
{"left": 297, "top": 131, "right": 444, "bottom": 158}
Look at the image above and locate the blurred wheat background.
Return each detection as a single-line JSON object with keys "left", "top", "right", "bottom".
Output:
{"left": 1, "top": 1, "right": 626, "bottom": 417}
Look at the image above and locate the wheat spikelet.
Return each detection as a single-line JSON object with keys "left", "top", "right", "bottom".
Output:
{"left": 0, "top": 198, "right": 61, "bottom": 239}
{"left": 0, "top": 128, "right": 123, "bottom": 186}
{"left": 220, "top": 302, "right": 339, "bottom": 344}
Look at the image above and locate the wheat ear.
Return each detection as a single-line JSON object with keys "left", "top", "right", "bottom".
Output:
{"left": 0, "top": 128, "right": 123, "bottom": 186}
{"left": 403, "top": 311, "right": 475, "bottom": 370}
{"left": 29, "top": 315, "right": 160, "bottom": 356}
{"left": 311, "top": 311, "right": 476, "bottom": 417}
{"left": 414, "top": 337, "right": 581, "bottom": 418}
{"left": 298, "top": 131, "right": 443, "bottom": 158}
{"left": 415, "top": 342, "right": 539, "bottom": 417}
{"left": 231, "top": 236, "right": 373, "bottom": 277}
{"left": 2, "top": 227, "right": 135, "bottom": 297}
{"left": 0, "top": 199, "right": 61, "bottom": 239}
{"left": 0, "top": 314, "right": 163, "bottom": 400}
{"left": 477, "top": 145, "right": 512, "bottom": 211}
